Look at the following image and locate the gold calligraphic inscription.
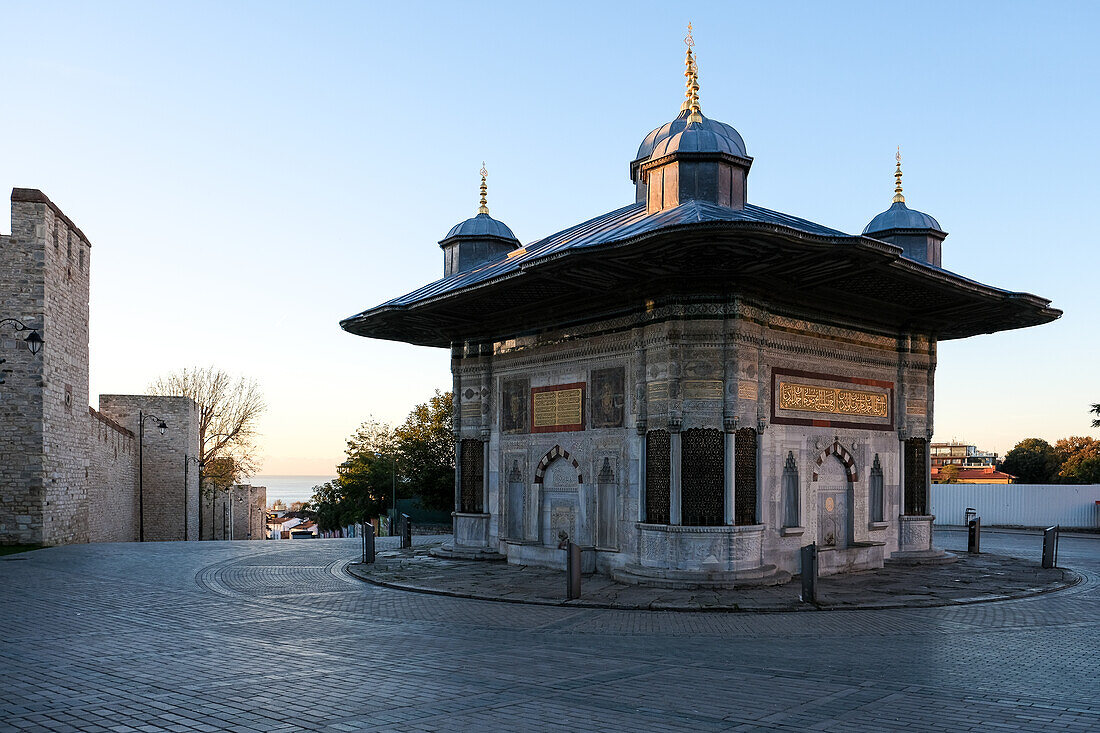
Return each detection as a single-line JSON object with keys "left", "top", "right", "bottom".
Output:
{"left": 738, "top": 381, "right": 757, "bottom": 400}
{"left": 906, "top": 399, "right": 927, "bottom": 416}
{"left": 778, "top": 382, "right": 888, "bottom": 418}
{"left": 647, "top": 381, "right": 669, "bottom": 400}
{"left": 533, "top": 388, "right": 583, "bottom": 428}
{"left": 683, "top": 380, "right": 722, "bottom": 400}
{"left": 460, "top": 402, "right": 481, "bottom": 419}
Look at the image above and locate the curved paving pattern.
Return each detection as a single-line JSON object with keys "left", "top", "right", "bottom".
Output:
{"left": 2, "top": 529, "right": 1098, "bottom": 731}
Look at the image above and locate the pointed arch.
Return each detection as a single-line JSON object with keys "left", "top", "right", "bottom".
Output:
{"left": 811, "top": 439, "right": 858, "bottom": 482}
{"left": 533, "top": 445, "right": 583, "bottom": 484}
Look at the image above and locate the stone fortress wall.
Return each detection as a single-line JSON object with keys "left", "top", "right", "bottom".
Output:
{"left": 86, "top": 407, "right": 139, "bottom": 542}
{"left": 0, "top": 189, "right": 201, "bottom": 545}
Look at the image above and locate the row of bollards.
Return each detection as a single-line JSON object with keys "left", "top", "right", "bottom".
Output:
{"left": 358, "top": 514, "right": 414, "bottom": 565}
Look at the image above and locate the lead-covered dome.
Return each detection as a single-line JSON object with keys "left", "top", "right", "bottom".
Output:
{"left": 863, "top": 201, "right": 943, "bottom": 235}
{"left": 635, "top": 109, "right": 747, "bottom": 163}
{"left": 649, "top": 115, "right": 748, "bottom": 159}
{"left": 443, "top": 212, "right": 518, "bottom": 242}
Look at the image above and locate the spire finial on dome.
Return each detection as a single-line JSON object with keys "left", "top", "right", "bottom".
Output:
{"left": 893, "top": 146, "right": 905, "bottom": 204}
{"left": 478, "top": 162, "right": 489, "bottom": 215}
{"left": 682, "top": 23, "right": 702, "bottom": 123}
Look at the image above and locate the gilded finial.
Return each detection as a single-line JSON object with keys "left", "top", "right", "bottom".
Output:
{"left": 893, "top": 146, "right": 905, "bottom": 204}
{"left": 478, "top": 162, "right": 489, "bottom": 214}
{"left": 682, "top": 23, "right": 702, "bottom": 123}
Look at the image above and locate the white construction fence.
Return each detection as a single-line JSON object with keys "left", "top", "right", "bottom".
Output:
{"left": 931, "top": 483, "right": 1100, "bottom": 529}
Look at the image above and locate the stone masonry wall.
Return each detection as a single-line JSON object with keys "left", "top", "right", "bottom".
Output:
{"left": 0, "top": 190, "right": 92, "bottom": 545}
{"left": 203, "top": 484, "right": 267, "bottom": 541}
{"left": 98, "top": 395, "right": 200, "bottom": 542}
{"left": 86, "top": 407, "right": 138, "bottom": 542}
{"left": 0, "top": 228, "right": 45, "bottom": 544}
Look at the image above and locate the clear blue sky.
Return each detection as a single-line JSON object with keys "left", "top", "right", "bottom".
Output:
{"left": 2, "top": 1, "right": 1096, "bottom": 472}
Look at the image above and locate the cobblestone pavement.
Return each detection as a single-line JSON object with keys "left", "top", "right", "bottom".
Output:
{"left": 2, "top": 529, "right": 1098, "bottom": 732}
{"left": 348, "top": 543, "right": 1077, "bottom": 612}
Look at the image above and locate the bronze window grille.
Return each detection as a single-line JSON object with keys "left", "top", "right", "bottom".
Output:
{"left": 460, "top": 439, "right": 484, "bottom": 513}
{"left": 681, "top": 428, "right": 724, "bottom": 526}
{"left": 645, "top": 430, "right": 671, "bottom": 524}
{"left": 904, "top": 438, "right": 928, "bottom": 515}
{"left": 734, "top": 427, "right": 758, "bottom": 525}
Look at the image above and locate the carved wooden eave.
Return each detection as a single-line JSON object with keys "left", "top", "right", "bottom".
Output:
{"left": 341, "top": 214, "right": 1060, "bottom": 349}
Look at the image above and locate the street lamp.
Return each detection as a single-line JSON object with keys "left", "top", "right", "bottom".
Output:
{"left": 138, "top": 411, "right": 167, "bottom": 542}
{"left": 0, "top": 318, "right": 43, "bottom": 384}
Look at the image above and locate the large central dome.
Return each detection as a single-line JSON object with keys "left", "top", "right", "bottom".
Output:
{"left": 636, "top": 109, "right": 747, "bottom": 163}
{"left": 629, "top": 32, "right": 751, "bottom": 204}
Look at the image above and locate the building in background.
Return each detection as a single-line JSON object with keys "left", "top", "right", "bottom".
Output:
{"left": 1, "top": 189, "right": 201, "bottom": 545}
{"left": 932, "top": 465, "right": 1017, "bottom": 484}
{"left": 931, "top": 441, "right": 1000, "bottom": 469}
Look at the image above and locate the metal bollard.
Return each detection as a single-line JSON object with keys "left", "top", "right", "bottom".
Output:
{"left": 800, "top": 542, "right": 818, "bottom": 603}
{"left": 566, "top": 541, "right": 582, "bottom": 600}
{"left": 401, "top": 513, "right": 412, "bottom": 549}
{"left": 968, "top": 517, "right": 981, "bottom": 553}
{"left": 1042, "top": 525, "right": 1059, "bottom": 568}
{"left": 363, "top": 521, "right": 376, "bottom": 563}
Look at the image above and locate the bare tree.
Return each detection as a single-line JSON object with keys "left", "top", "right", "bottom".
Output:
{"left": 149, "top": 366, "right": 266, "bottom": 482}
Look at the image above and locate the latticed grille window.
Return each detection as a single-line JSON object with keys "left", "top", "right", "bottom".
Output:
{"left": 870, "top": 454, "right": 884, "bottom": 523}
{"left": 734, "top": 428, "right": 758, "bottom": 525}
{"left": 782, "top": 451, "right": 799, "bottom": 528}
{"left": 904, "top": 438, "right": 928, "bottom": 515}
{"left": 645, "top": 430, "right": 671, "bottom": 524}
{"left": 681, "top": 428, "right": 724, "bottom": 526}
{"left": 460, "top": 439, "right": 484, "bottom": 513}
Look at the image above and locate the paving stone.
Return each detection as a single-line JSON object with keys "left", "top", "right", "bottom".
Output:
{"left": 1, "top": 530, "right": 1098, "bottom": 731}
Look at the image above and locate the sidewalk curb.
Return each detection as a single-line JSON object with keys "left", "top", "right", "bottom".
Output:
{"left": 343, "top": 556, "right": 1084, "bottom": 614}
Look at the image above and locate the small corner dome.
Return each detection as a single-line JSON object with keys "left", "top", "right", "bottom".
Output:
{"left": 636, "top": 110, "right": 748, "bottom": 162}
{"left": 442, "top": 212, "right": 519, "bottom": 243}
{"left": 863, "top": 201, "right": 943, "bottom": 235}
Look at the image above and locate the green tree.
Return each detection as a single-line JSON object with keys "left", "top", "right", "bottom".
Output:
{"left": 1055, "top": 436, "right": 1100, "bottom": 484}
{"left": 1001, "top": 438, "right": 1062, "bottom": 484}
{"left": 394, "top": 390, "right": 455, "bottom": 512}
{"left": 1091, "top": 403, "right": 1100, "bottom": 429}
{"left": 1070, "top": 456, "right": 1100, "bottom": 484}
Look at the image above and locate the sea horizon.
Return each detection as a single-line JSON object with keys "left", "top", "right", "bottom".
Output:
{"left": 249, "top": 474, "right": 335, "bottom": 507}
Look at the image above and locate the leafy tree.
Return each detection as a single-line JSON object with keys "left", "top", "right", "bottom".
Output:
{"left": 1001, "top": 438, "right": 1062, "bottom": 484}
{"left": 1070, "top": 456, "right": 1100, "bottom": 484}
{"left": 394, "top": 390, "right": 455, "bottom": 512}
{"left": 149, "top": 365, "right": 266, "bottom": 483}
{"left": 936, "top": 464, "right": 960, "bottom": 484}
{"left": 1055, "top": 436, "right": 1100, "bottom": 484}
{"left": 1091, "top": 403, "right": 1100, "bottom": 429}
{"left": 310, "top": 420, "right": 397, "bottom": 530}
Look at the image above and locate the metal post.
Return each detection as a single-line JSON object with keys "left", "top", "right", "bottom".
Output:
{"left": 401, "top": 513, "right": 412, "bottom": 549}
{"left": 567, "top": 541, "right": 581, "bottom": 600}
{"left": 1042, "top": 526, "right": 1058, "bottom": 568}
{"left": 138, "top": 411, "right": 145, "bottom": 542}
{"left": 800, "top": 542, "right": 818, "bottom": 603}
{"left": 361, "top": 522, "right": 375, "bottom": 563}
{"left": 968, "top": 517, "right": 981, "bottom": 554}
